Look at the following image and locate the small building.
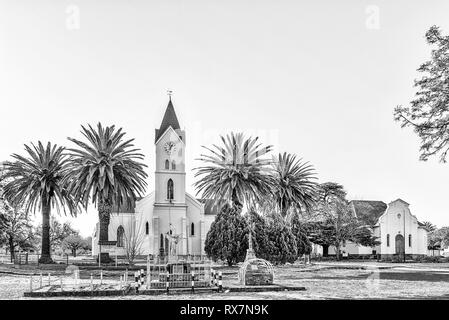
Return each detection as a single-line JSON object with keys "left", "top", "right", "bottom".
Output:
{"left": 326, "top": 198, "right": 429, "bottom": 259}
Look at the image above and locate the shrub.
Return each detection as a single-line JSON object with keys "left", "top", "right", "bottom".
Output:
{"left": 263, "top": 217, "right": 298, "bottom": 265}
{"left": 204, "top": 204, "right": 247, "bottom": 266}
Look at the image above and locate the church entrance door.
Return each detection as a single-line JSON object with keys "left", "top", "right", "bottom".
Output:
{"left": 395, "top": 234, "right": 405, "bottom": 256}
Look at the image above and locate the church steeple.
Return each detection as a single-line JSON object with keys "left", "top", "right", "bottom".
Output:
{"left": 155, "top": 98, "right": 181, "bottom": 142}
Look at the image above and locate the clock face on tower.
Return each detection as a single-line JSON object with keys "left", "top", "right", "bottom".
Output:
{"left": 164, "top": 141, "right": 177, "bottom": 155}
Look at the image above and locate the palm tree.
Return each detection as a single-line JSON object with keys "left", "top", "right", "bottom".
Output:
{"left": 194, "top": 132, "right": 274, "bottom": 209}
{"left": 66, "top": 123, "right": 148, "bottom": 262}
{"left": 1, "top": 142, "right": 78, "bottom": 264}
{"left": 271, "top": 152, "right": 318, "bottom": 218}
{"left": 422, "top": 221, "right": 437, "bottom": 232}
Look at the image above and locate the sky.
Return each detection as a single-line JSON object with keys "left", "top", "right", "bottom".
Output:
{"left": 1, "top": 0, "right": 449, "bottom": 237}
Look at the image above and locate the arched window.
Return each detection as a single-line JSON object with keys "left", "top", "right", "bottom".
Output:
{"left": 172, "top": 160, "right": 176, "bottom": 170}
{"left": 117, "top": 226, "right": 125, "bottom": 247}
{"left": 386, "top": 234, "right": 390, "bottom": 247}
{"left": 165, "top": 159, "right": 170, "bottom": 170}
{"left": 191, "top": 222, "right": 195, "bottom": 236}
{"left": 160, "top": 233, "right": 164, "bottom": 249}
{"left": 409, "top": 234, "right": 412, "bottom": 247}
{"left": 167, "top": 179, "right": 174, "bottom": 200}
{"left": 145, "top": 222, "right": 149, "bottom": 235}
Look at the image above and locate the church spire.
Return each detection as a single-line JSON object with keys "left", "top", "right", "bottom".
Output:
{"left": 155, "top": 97, "right": 181, "bottom": 142}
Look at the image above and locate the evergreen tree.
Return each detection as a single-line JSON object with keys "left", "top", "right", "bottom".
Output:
{"left": 265, "top": 216, "right": 298, "bottom": 264}
{"left": 290, "top": 213, "right": 312, "bottom": 257}
{"left": 245, "top": 209, "right": 270, "bottom": 259}
{"left": 204, "top": 204, "right": 247, "bottom": 266}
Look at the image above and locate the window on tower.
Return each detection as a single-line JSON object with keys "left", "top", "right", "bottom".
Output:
{"left": 145, "top": 222, "right": 149, "bottom": 235}
{"left": 172, "top": 160, "right": 176, "bottom": 170}
{"left": 167, "top": 179, "right": 174, "bottom": 200}
{"left": 165, "top": 159, "right": 170, "bottom": 170}
{"left": 191, "top": 222, "right": 195, "bottom": 236}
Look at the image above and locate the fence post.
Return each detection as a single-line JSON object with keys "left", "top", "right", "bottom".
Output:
{"left": 60, "top": 278, "right": 63, "bottom": 292}
{"left": 29, "top": 276, "right": 33, "bottom": 292}
{"left": 166, "top": 271, "right": 170, "bottom": 294}
{"left": 75, "top": 270, "right": 79, "bottom": 289}
{"left": 90, "top": 273, "right": 93, "bottom": 292}
{"left": 134, "top": 271, "right": 138, "bottom": 293}
{"left": 48, "top": 273, "right": 51, "bottom": 286}
{"left": 218, "top": 271, "right": 223, "bottom": 292}
{"left": 100, "top": 270, "right": 103, "bottom": 285}
{"left": 191, "top": 270, "right": 195, "bottom": 293}
{"left": 39, "top": 273, "right": 42, "bottom": 289}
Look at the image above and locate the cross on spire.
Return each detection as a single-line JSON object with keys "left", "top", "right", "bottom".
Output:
{"left": 167, "top": 89, "right": 173, "bottom": 101}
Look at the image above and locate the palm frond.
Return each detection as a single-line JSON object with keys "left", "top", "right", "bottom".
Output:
{"left": 65, "top": 122, "right": 148, "bottom": 210}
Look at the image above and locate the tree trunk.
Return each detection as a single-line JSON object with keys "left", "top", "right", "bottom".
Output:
{"left": 9, "top": 235, "right": 14, "bottom": 263}
{"left": 231, "top": 190, "right": 243, "bottom": 210}
{"left": 335, "top": 243, "right": 341, "bottom": 261}
{"left": 72, "top": 249, "right": 76, "bottom": 257}
{"left": 97, "top": 198, "right": 113, "bottom": 263}
{"left": 322, "top": 245, "right": 329, "bottom": 257}
{"left": 39, "top": 198, "right": 53, "bottom": 264}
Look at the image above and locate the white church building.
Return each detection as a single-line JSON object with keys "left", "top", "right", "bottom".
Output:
{"left": 91, "top": 99, "right": 430, "bottom": 261}
{"left": 92, "top": 99, "right": 218, "bottom": 257}
{"left": 317, "top": 198, "right": 429, "bottom": 259}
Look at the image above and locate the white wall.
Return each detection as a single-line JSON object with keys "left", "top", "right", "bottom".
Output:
{"left": 378, "top": 199, "right": 428, "bottom": 255}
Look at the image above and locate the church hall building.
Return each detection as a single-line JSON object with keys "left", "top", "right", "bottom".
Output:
{"left": 315, "top": 198, "right": 429, "bottom": 259}
{"left": 92, "top": 99, "right": 218, "bottom": 257}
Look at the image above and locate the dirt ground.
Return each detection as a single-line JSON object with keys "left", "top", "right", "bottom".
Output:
{"left": 2, "top": 261, "right": 449, "bottom": 300}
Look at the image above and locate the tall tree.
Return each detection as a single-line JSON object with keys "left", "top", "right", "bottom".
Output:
{"left": 194, "top": 132, "right": 274, "bottom": 209}
{"left": 66, "top": 123, "right": 148, "bottom": 262}
{"left": 290, "top": 213, "right": 313, "bottom": 257}
{"left": 394, "top": 26, "right": 449, "bottom": 162}
{"left": 204, "top": 204, "right": 248, "bottom": 266}
{"left": 244, "top": 209, "right": 270, "bottom": 259}
{"left": 1, "top": 142, "right": 78, "bottom": 263}
{"left": 0, "top": 187, "right": 34, "bottom": 262}
{"left": 271, "top": 152, "right": 318, "bottom": 218}
{"left": 313, "top": 182, "right": 354, "bottom": 260}
{"left": 263, "top": 215, "right": 298, "bottom": 264}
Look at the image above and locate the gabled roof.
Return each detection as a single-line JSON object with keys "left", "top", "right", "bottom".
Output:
{"left": 350, "top": 200, "right": 387, "bottom": 226}
{"left": 389, "top": 198, "right": 410, "bottom": 206}
{"left": 155, "top": 99, "right": 181, "bottom": 143}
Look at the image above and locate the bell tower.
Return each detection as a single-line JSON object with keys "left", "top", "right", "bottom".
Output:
{"left": 154, "top": 97, "right": 186, "bottom": 205}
